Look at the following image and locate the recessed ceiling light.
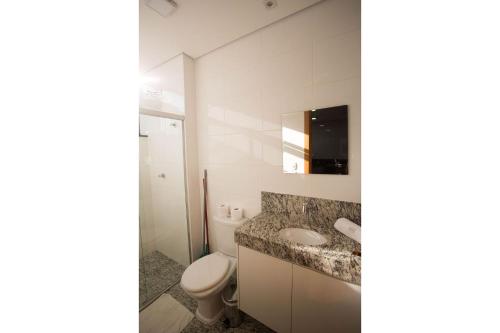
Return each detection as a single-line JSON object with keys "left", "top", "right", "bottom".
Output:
{"left": 146, "top": 0, "right": 177, "bottom": 18}
{"left": 263, "top": 0, "right": 277, "bottom": 10}
{"left": 312, "top": 117, "right": 317, "bottom": 120}
{"left": 311, "top": 109, "right": 316, "bottom": 112}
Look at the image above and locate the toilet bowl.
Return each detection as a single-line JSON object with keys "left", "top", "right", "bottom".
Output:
{"left": 180, "top": 215, "right": 246, "bottom": 325}
{"left": 180, "top": 252, "right": 236, "bottom": 324}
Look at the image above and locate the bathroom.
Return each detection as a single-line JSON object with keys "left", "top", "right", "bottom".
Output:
{"left": 138, "top": 0, "right": 361, "bottom": 331}
{"left": 3, "top": 0, "right": 499, "bottom": 333}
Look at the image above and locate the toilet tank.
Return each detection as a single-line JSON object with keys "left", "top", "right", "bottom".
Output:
{"left": 213, "top": 216, "right": 246, "bottom": 258}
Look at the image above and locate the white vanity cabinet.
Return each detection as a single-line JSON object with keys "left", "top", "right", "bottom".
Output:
{"left": 238, "top": 246, "right": 292, "bottom": 333}
{"left": 238, "top": 245, "right": 361, "bottom": 333}
{"left": 292, "top": 264, "right": 361, "bottom": 333}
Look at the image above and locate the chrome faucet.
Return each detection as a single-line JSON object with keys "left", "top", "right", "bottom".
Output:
{"left": 302, "top": 199, "right": 316, "bottom": 226}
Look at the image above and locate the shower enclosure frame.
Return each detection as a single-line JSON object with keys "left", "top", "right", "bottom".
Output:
{"left": 139, "top": 108, "right": 193, "bottom": 309}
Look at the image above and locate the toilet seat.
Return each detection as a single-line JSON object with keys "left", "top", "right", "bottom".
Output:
{"left": 181, "top": 253, "right": 230, "bottom": 293}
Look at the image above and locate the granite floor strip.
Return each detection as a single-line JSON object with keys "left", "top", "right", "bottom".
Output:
{"left": 140, "top": 250, "right": 186, "bottom": 308}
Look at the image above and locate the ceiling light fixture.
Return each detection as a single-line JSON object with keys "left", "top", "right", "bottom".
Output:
{"left": 146, "top": 0, "right": 177, "bottom": 18}
{"left": 263, "top": 0, "right": 277, "bottom": 10}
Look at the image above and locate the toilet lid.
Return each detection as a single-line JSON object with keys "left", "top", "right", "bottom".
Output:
{"left": 181, "top": 254, "right": 230, "bottom": 293}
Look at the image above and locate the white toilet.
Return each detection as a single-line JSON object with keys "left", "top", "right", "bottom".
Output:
{"left": 180, "top": 216, "right": 246, "bottom": 325}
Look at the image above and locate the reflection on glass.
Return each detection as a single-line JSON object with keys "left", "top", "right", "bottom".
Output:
{"left": 281, "top": 105, "right": 348, "bottom": 175}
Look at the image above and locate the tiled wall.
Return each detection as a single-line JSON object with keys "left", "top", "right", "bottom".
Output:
{"left": 195, "top": 0, "right": 361, "bottom": 251}
{"left": 140, "top": 54, "right": 185, "bottom": 115}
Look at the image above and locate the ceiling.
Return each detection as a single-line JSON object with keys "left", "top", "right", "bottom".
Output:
{"left": 139, "top": 0, "right": 323, "bottom": 72}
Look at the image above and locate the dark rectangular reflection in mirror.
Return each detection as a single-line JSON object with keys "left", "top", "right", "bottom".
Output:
{"left": 310, "top": 105, "right": 348, "bottom": 174}
{"left": 281, "top": 105, "right": 348, "bottom": 175}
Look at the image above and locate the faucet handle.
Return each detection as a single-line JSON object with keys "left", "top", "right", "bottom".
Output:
{"left": 302, "top": 199, "right": 313, "bottom": 214}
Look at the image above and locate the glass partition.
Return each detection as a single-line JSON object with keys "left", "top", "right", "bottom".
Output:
{"left": 139, "top": 114, "right": 190, "bottom": 309}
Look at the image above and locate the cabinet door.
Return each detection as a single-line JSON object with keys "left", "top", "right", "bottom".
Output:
{"left": 238, "top": 246, "right": 292, "bottom": 333}
{"left": 292, "top": 265, "right": 361, "bottom": 333}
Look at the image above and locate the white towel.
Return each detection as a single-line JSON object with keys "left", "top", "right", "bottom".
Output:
{"left": 334, "top": 218, "right": 361, "bottom": 243}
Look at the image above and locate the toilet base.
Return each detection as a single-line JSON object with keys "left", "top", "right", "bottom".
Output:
{"left": 195, "top": 306, "right": 224, "bottom": 325}
{"left": 193, "top": 291, "right": 225, "bottom": 325}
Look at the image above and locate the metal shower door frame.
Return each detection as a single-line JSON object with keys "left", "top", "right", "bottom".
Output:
{"left": 138, "top": 108, "right": 193, "bottom": 310}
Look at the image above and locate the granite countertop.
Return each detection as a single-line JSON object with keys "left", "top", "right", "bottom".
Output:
{"left": 235, "top": 212, "right": 361, "bottom": 285}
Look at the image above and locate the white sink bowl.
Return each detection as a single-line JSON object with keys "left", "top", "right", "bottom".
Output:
{"left": 279, "top": 228, "right": 328, "bottom": 246}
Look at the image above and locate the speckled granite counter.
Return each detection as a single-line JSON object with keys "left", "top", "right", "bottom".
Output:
{"left": 235, "top": 192, "right": 361, "bottom": 285}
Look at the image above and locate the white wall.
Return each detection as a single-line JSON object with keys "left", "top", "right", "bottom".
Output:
{"left": 195, "top": 0, "right": 361, "bottom": 252}
{"left": 182, "top": 55, "right": 203, "bottom": 261}
{"left": 140, "top": 54, "right": 185, "bottom": 115}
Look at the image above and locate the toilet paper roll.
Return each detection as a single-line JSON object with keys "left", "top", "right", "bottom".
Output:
{"left": 230, "top": 207, "right": 243, "bottom": 221}
{"left": 215, "top": 203, "right": 229, "bottom": 218}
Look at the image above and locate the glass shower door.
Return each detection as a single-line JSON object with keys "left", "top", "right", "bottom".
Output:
{"left": 139, "top": 114, "right": 191, "bottom": 309}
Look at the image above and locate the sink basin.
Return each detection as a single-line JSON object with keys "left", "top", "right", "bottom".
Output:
{"left": 279, "top": 228, "right": 328, "bottom": 246}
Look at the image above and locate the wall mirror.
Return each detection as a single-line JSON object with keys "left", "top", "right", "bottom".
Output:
{"left": 281, "top": 105, "right": 348, "bottom": 175}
